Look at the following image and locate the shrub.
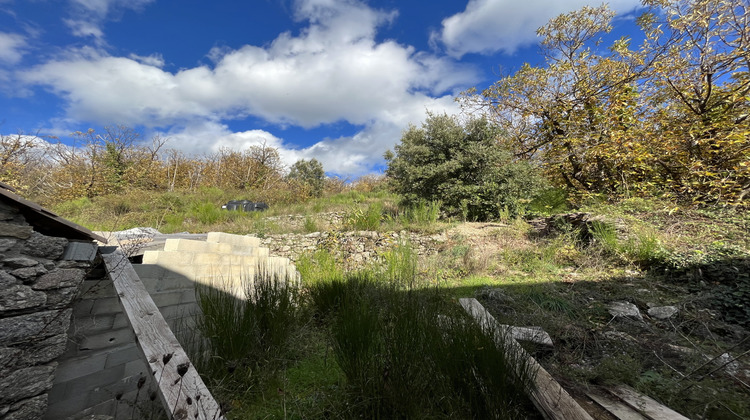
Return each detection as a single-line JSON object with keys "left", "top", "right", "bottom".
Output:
{"left": 385, "top": 113, "right": 545, "bottom": 221}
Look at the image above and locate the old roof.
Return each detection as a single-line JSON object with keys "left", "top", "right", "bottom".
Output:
{"left": 0, "top": 186, "right": 107, "bottom": 243}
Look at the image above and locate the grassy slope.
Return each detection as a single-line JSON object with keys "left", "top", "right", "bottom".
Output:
{"left": 56, "top": 191, "right": 750, "bottom": 418}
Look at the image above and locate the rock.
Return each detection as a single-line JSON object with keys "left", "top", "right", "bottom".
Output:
{"left": 0, "top": 285, "right": 47, "bottom": 312}
{"left": 0, "top": 334, "right": 67, "bottom": 368}
{"left": 0, "top": 271, "right": 19, "bottom": 287}
{"left": 0, "top": 364, "right": 56, "bottom": 404}
{"left": 4, "top": 394, "right": 48, "bottom": 420}
{"left": 0, "top": 223, "right": 32, "bottom": 239}
{"left": 648, "top": 306, "right": 679, "bottom": 320}
{"left": 0, "top": 309, "right": 72, "bottom": 343}
{"left": 22, "top": 233, "right": 67, "bottom": 259}
{"left": 608, "top": 301, "right": 643, "bottom": 322}
{"left": 9, "top": 265, "right": 47, "bottom": 281}
{"left": 0, "top": 238, "right": 17, "bottom": 252}
{"left": 2, "top": 257, "right": 40, "bottom": 268}
{"left": 32, "top": 268, "right": 86, "bottom": 290}
{"left": 45, "top": 286, "right": 79, "bottom": 308}
{"left": 111, "top": 227, "right": 161, "bottom": 241}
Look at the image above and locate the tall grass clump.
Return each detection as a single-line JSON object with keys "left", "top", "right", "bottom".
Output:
{"left": 380, "top": 240, "right": 418, "bottom": 288}
{"left": 323, "top": 276, "right": 535, "bottom": 419}
{"left": 189, "top": 269, "right": 303, "bottom": 392}
{"left": 400, "top": 200, "right": 441, "bottom": 225}
{"left": 345, "top": 202, "right": 383, "bottom": 231}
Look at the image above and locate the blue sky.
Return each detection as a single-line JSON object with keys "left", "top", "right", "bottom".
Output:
{"left": 0, "top": 0, "right": 646, "bottom": 177}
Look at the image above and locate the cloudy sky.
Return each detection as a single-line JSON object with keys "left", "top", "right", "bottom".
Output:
{"left": 0, "top": 0, "right": 645, "bottom": 176}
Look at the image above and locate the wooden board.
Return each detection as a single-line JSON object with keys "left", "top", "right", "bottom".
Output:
{"left": 607, "top": 385, "right": 689, "bottom": 420}
{"left": 460, "top": 298, "right": 593, "bottom": 420}
{"left": 103, "top": 248, "right": 226, "bottom": 420}
{"left": 587, "top": 391, "right": 648, "bottom": 420}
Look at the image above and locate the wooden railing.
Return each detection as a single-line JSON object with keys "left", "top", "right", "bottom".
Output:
{"left": 102, "top": 248, "right": 226, "bottom": 420}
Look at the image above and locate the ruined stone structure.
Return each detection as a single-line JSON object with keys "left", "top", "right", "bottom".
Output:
{"left": 0, "top": 186, "right": 103, "bottom": 420}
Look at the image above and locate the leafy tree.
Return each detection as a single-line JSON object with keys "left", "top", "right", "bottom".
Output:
{"left": 464, "top": 1, "right": 750, "bottom": 206}
{"left": 385, "top": 113, "right": 544, "bottom": 221}
{"left": 639, "top": 0, "right": 750, "bottom": 204}
{"left": 287, "top": 158, "right": 325, "bottom": 198}
{"left": 462, "top": 5, "right": 652, "bottom": 197}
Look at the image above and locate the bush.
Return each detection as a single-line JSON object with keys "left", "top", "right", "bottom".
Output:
{"left": 385, "top": 113, "right": 544, "bottom": 221}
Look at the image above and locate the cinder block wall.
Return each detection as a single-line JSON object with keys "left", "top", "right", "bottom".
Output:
{"left": 44, "top": 267, "right": 170, "bottom": 420}
{"left": 45, "top": 231, "right": 296, "bottom": 420}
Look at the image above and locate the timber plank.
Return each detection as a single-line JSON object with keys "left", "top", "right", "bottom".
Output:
{"left": 587, "top": 391, "right": 648, "bottom": 420}
{"left": 102, "top": 249, "right": 225, "bottom": 420}
{"left": 460, "top": 298, "right": 593, "bottom": 420}
{"left": 607, "top": 385, "right": 689, "bottom": 420}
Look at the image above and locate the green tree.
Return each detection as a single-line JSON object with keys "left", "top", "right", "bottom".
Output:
{"left": 385, "top": 113, "right": 543, "bottom": 221}
{"left": 463, "top": 5, "right": 652, "bottom": 198}
{"left": 639, "top": 0, "right": 750, "bottom": 204}
{"left": 287, "top": 158, "right": 325, "bottom": 198}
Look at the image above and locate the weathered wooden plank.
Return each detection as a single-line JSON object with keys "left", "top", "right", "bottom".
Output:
{"left": 607, "top": 385, "right": 689, "bottom": 420}
{"left": 460, "top": 298, "right": 593, "bottom": 420}
{"left": 587, "top": 391, "right": 648, "bottom": 420}
{"left": 102, "top": 248, "right": 226, "bottom": 420}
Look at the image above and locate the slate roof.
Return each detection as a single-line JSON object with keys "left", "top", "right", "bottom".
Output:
{"left": 0, "top": 184, "right": 107, "bottom": 243}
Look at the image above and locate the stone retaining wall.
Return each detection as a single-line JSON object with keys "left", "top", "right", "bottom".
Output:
{"left": 260, "top": 230, "right": 447, "bottom": 268}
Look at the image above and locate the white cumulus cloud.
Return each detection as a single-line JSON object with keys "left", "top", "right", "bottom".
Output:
{"left": 20, "top": 0, "right": 477, "bottom": 175}
{"left": 434, "top": 0, "right": 644, "bottom": 57}
{"left": 0, "top": 32, "right": 27, "bottom": 64}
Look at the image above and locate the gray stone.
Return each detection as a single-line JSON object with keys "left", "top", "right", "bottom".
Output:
{"left": 45, "top": 286, "right": 79, "bottom": 308}
{"left": 0, "top": 364, "right": 56, "bottom": 404}
{"left": 648, "top": 305, "right": 679, "bottom": 320}
{"left": 22, "top": 233, "right": 67, "bottom": 259}
{"left": 0, "top": 238, "right": 17, "bottom": 252}
{"left": 0, "top": 271, "right": 19, "bottom": 287}
{"left": 0, "top": 285, "right": 47, "bottom": 312}
{"left": 10, "top": 265, "right": 47, "bottom": 281}
{"left": 0, "top": 334, "right": 67, "bottom": 369}
{"left": 4, "top": 394, "right": 48, "bottom": 420}
{"left": 0, "top": 223, "right": 32, "bottom": 239}
{"left": 0, "top": 309, "right": 72, "bottom": 344}
{"left": 608, "top": 301, "right": 643, "bottom": 321}
{"left": 2, "top": 257, "right": 40, "bottom": 268}
{"left": 33, "top": 269, "right": 86, "bottom": 290}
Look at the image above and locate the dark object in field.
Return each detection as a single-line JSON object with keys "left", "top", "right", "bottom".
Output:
{"left": 221, "top": 200, "right": 269, "bottom": 212}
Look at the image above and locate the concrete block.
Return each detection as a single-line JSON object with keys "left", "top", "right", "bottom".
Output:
{"left": 206, "top": 231, "right": 261, "bottom": 248}
{"left": 192, "top": 253, "right": 232, "bottom": 266}
{"left": 132, "top": 264, "right": 167, "bottom": 281}
{"left": 140, "top": 272, "right": 194, "bottom": 294}
{"left": 104, "top": 343, "right": 141, "bottom": 369}
{"left": 53, "top": 351, "right": 109, "bottom": 383}
{"left": 79, "top": 279, "right": 117, "bottom": 300}
{"left": 72, "top": 314, "right": 116, "bottom": 334}
{"left": 90, "top": 297, "right": 124, "bottom": 315}
{"left": 75, "top": 327, "right": 136, "bottom": 353}
{"left": 228, "top": 254, "right": 259, "bottom": 266}
{"left": 150, "top": 290, "right": 186, "bottom": 308}
{"left": 163, "top": 238, "right": 233, "bottom": 254}
{"left": 152, "top": 251, "right": 197, "bottom": 270}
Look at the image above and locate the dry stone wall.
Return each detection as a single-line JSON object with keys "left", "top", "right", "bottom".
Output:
{"left": 0, "top": 201, "right": 95, "bottom": 420}
{"left": 259, "top": 230, "right": 447, "bottom": 268}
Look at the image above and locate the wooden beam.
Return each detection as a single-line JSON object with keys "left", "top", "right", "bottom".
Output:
{"left": 607, "top": 385, "right": 689, "bottom": 420}
{"left": 460, "top": 298, "right": 593, "bottom": 420}
{"left": 587, "top": 391, "right": 648, "bottom": 420}
{"left": 102, "top": 248, "right": 226, "bottom": 420}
